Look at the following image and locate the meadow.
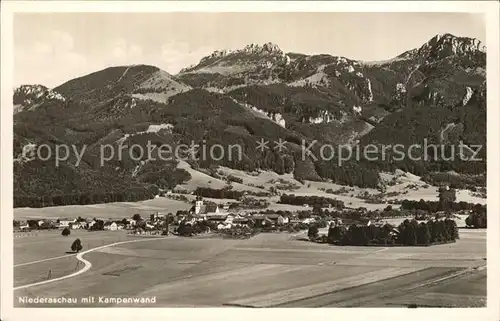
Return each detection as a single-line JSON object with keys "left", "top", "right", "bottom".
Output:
{"left": 14, "top": 198, "right": 192, "bottom": 221}
{"left": 14, "top": 228, "right": 486, "bottom": 308}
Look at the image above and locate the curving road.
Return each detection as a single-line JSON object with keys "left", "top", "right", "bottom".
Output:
{"left": 14, "top": 237, "right": 170, "bottom": 291}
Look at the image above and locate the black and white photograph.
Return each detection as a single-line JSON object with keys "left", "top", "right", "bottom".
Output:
{"left": 1, "top": 1, "right": 499, "bottom": 319}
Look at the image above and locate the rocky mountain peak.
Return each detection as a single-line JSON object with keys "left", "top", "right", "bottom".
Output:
{"left": 242, "top": 42, "right": 284, "bottom": 56}
{"left": 13, "top": 84, "right": 65, "bottom": 113}
{"left": 417, "top": 33, "right": 486, "bottom": 61}
{"left": 395, "top": 33, "right": 485, "bottom": 63}
{"left": 180, "top": 42, "right": 287, "bottom": 74}
{"left": 14, "top": 84, "right": 66, "bottom": 105}
{"left": 205, "top": 42, "right": 284, "bottom": 58}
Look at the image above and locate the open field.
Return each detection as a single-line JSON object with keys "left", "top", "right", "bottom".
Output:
{"left": 176, "top": 161, "right": 268, "bottom": 193}
{"left": 14, "top": 230, "right": 144, "bottom": 288}
{"left": 378, "top": 269, "right": 487, "bottom": 307}
{"left": 14, "top": 228, "right": 486, "bottom": 307}
{"left": 14, "top": 230, "right": 131, "bottom": 264}
{"left": 14, "top": 198, "right": 192, "bottom": 221}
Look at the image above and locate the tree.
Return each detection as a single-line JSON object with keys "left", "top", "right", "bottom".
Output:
{"left": 177, "top": 221, "right": 194, "bottom": 236}
{"left": 312, "top": 204, "right": 323, "bottom": 216}
{"left": 132, "top": 213, "right": 142, "bottom": 221}
{"left": 408, "top": 220, "right": 419, "bottom": 245}
{"left": 327, "top": 225, "right": 345, "bottom": 244}
{"left": 465, "top": 215, "right": 472, "bottom": 227}
{"left": 417, "top": 222, "right": 431, "bottom": 245}
{"left": 445, "top": 219, "right": 459, "bottom": 240}
{"left": 62, "top": 227, "right": 71, "bottom": 236}
{"left": 466, "top": 211, "right": 487, "bottom": 228}
{"left": 308, "top": 225, "right": 319, "bottom": 240}
{"left": 71, "top": 238, "right": 83, "bottom": 252}
{"left": 164, "top": 213, "right": 175, "bottom": 234}
{"left": 90, "top": 219, "right": 105, "bottom": 231}
{"left": 298, "top": 211, "right": 311, "bottom": 220}
{"left": 438, "top": 186, "right": 456, "bottom": 204}
{"left": 27, "top": 220, "right": 38, "bottom": 229}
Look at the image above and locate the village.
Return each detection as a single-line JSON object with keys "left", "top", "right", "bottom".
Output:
{"left": 13, "top": 196, "right": 323, "bottom": 236}
{"left": 13, "top": 188, "right": 486, "bottom": 245}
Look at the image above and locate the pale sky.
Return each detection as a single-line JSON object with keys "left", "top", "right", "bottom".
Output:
{"left": 14, "top": 12, "right": 485, "bottom": 88}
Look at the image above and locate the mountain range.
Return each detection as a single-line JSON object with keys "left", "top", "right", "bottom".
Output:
{"left": 13, "top": 33, "right": 487, "bottom": 207}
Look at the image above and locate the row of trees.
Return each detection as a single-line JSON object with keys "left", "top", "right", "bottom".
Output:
{"left": 423, "top": 172, "right": 486, "bottom": 189}
{"left": 279, "top": 194, "right": 345, "bottom": 208}
{"left": 194, "top": 187, "right": 244, "bottom": 200}
{"left": 14, "top": 190, "right": 156, "bottom": 208}
{"left": 327, "top": 219, "right": 459, "bottom": 246}
{"left": 400, "top": 199, "right": 486, "bottom": 213}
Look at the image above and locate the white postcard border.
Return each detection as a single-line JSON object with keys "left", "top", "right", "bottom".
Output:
{"left": 1, "top": 1, "right": 499, "bottom": 320}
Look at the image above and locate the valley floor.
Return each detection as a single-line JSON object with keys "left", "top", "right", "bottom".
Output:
{"left": 14, "top": 228, "right": 486, "bottom": 308}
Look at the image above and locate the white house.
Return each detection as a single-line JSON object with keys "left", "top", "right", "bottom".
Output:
{"left": 217, "top": 223, "right": 232, "bottom": 230}
{"left": 104, "top": 222, "right": 118, "bottom": 231}
{"left": 71, "top": 222, "right": 85, "bottom": 230}
{"left": 59, "top": 219, "right": 75, "bottom": 229}
{"left": 224, "top": 214, "right": 236, "bottom": 225}
{"left": 20, "top": 222, "right": 30, "bottom": 231}
{"left": 87, "top": 220, "right": 96, "bottom": 229}
{"left": 264, "top": 214, "right": 289, "bottom": 225}
{"left": 302, "top": 217, "right": 316, "bottom": 224}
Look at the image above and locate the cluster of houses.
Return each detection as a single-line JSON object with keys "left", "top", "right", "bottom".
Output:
{"left": 15, "top": 199, "right": 357, "bottom": 234}
{"left": 174, "top": 199, "right": 296, "bottom": 230}
{"left": 178, "top": 201, "right": 402, "bottom": 231}
{"left": 15, "top": 217, "right": 139, "bottom": 232}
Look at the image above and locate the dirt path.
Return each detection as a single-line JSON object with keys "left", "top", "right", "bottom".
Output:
{"left": 14, "top": 237, "right": 169, "bottom": 291}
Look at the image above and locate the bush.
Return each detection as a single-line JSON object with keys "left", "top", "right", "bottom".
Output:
{"left": 62, "top": 227, "right": 71, "bottom": 236}
{"left": 307, "top": 225, "right": 319, "bottom": 240}
{"left": 177, "top": 222, "right": 194, "bottom": 236}
{"left": 465, "top": 211, "right": 487, "bottom": 228}
{"left": 227, "top": 175, "right": 243, "bottom": 184}
{"left": 71, "top": 238, "right": 83, "bottom": 252}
